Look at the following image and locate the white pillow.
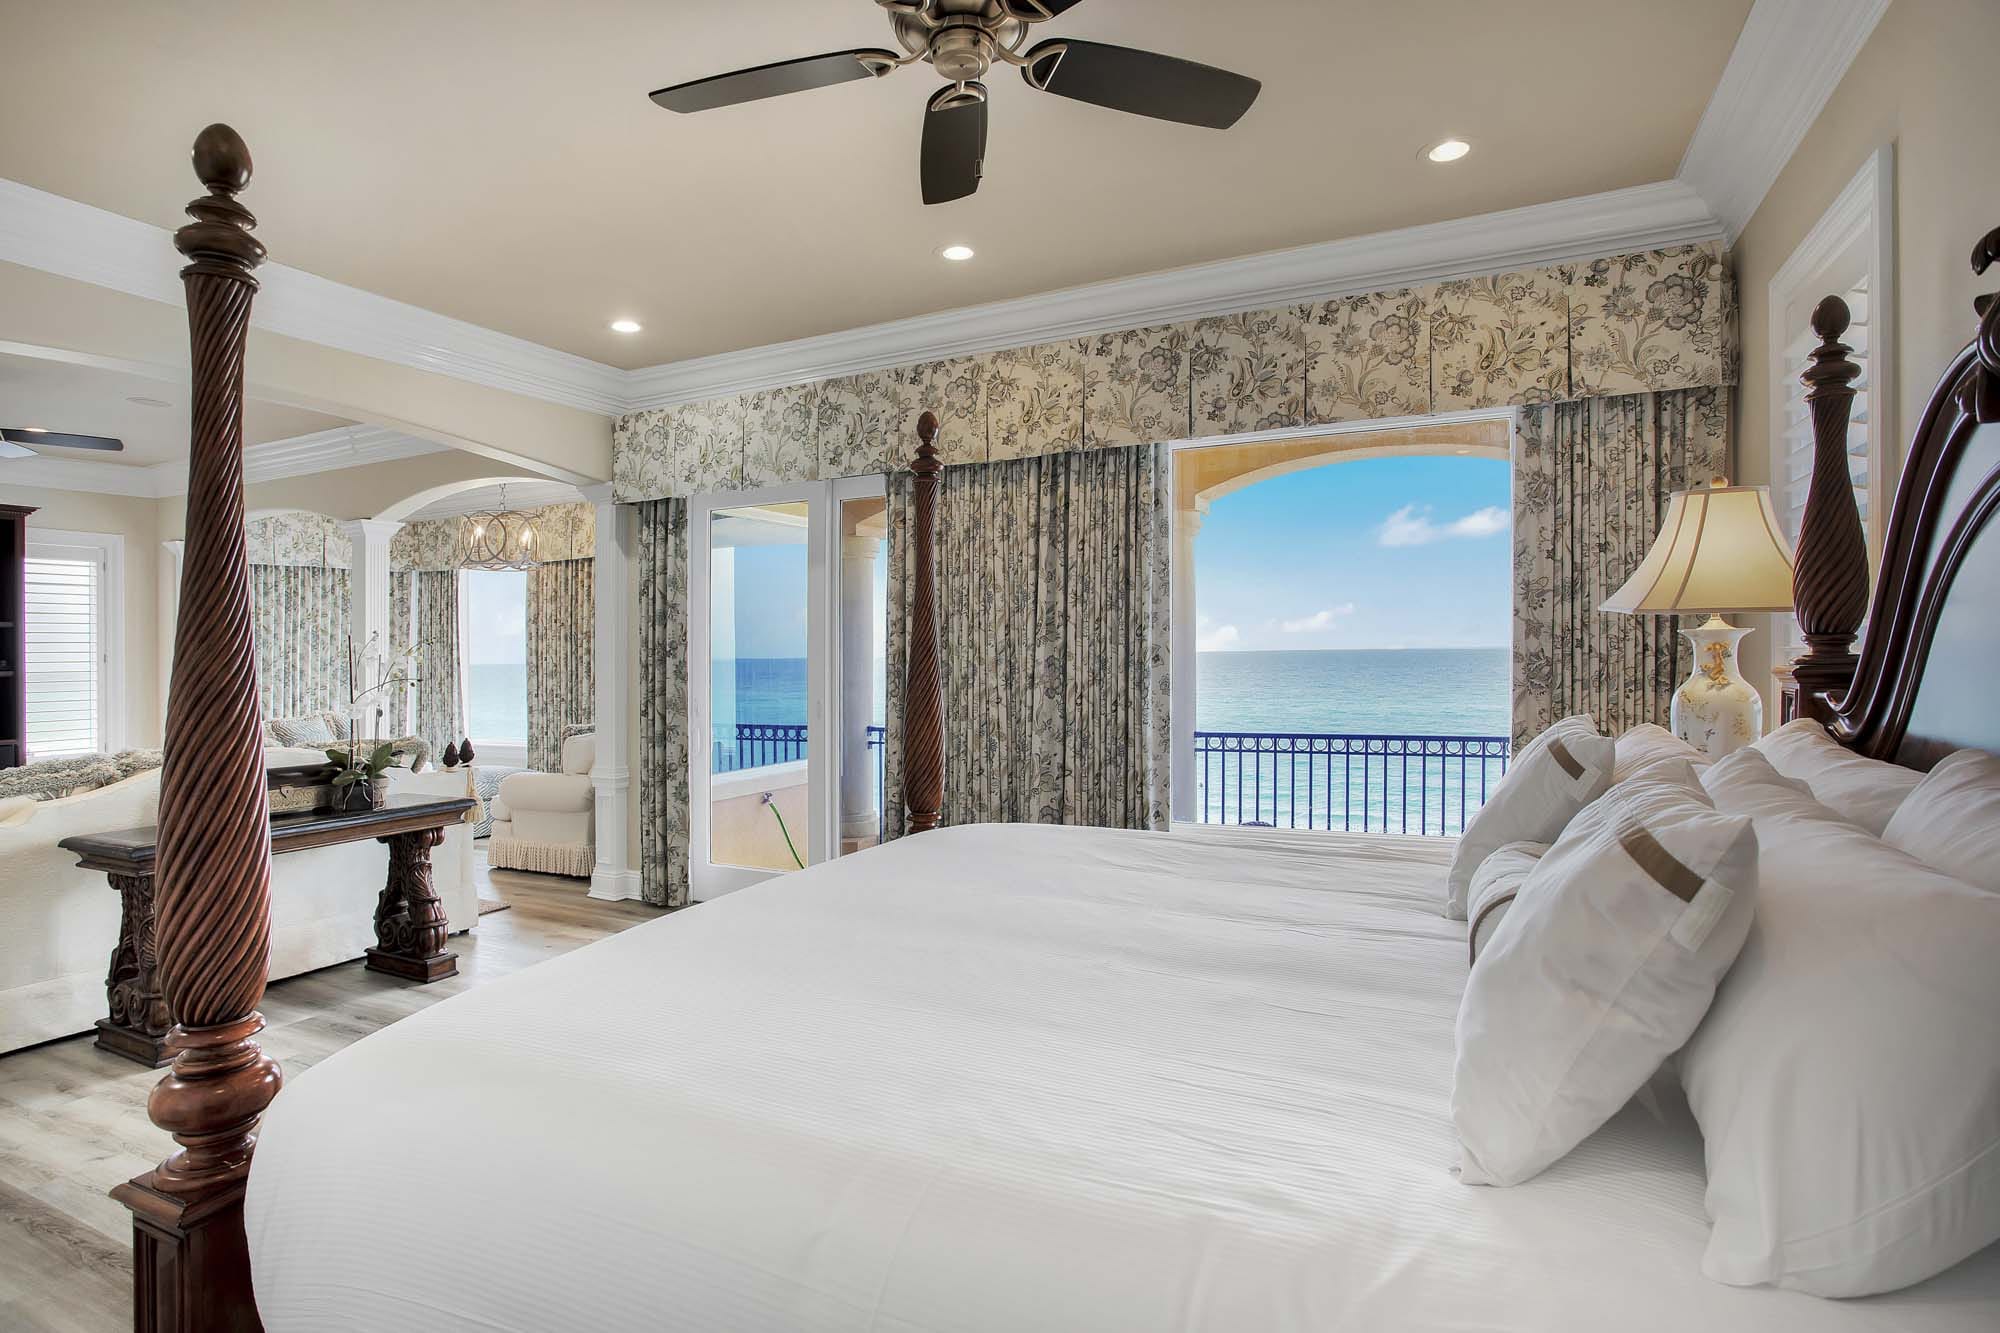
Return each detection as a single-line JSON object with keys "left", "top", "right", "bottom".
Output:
{"left": 1465, "top": 840, "right": 1544, "bottom": 964}
{"left": 1614, "top": 723, "right": 1709, "bottom": 784}
{"left": 1453, "top": 764, "right": 1757, "bottom": 1186}
{"left": 1752, "top": 718, "right": 1921, "bottom": 835}
{"left": 1699, "top": 746, "right": 1853, "bottom": 826}
{"left": 1444, "top": 715, "right": 1613, "bottom": 919}
{"left": 1881, "top": 748, "right": 2000, "bottom": 893}
{"left": 0, "top": 795, "right": 36, "bottom": 827}
{"left": 1680, "top": 813, "right": 2000, "bottom": 1296}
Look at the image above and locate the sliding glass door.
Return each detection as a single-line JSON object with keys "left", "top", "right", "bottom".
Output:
{"left": 689, "top": 475, "right": 885, "bottom": 898}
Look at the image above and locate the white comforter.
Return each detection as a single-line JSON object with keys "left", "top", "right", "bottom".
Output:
{"left": 247, "top": 824, "right": 2000, "bottom": 1331}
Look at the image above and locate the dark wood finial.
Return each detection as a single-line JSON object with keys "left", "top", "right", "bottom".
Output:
{"left": 1790, "top": 292, "right": 1871, "bottom": 723}
{"left": 175, "top": 123, "right": 265, "bottom": 286}
{"left": 912, "top": 411, "right": 943, "bottom": 477}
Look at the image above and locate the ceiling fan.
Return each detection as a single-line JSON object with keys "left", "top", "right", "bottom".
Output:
{"left": 0, "top": 428, "right": 124, "bottom": 461}
{"left": 649, "top": 0, "right": 1261, "bottom": 205}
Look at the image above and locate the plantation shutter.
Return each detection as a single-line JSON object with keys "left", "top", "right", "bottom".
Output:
{"left": 24, "top": 545, "right": 105, "bottom": 758}
{"left": 1777, "top": 274, "right": 1872, "bottom": 649}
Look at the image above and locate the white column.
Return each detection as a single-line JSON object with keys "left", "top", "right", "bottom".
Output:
{"left": 583, "top": 485, "right": 639, "bottom": 902}
{"left": 340, "top": 519, "right": 402, "bottom": 735}
{"left": 1170, "top": 504, "right": 1204, "bottom": 823}
{"left": 839, "top": 533, "right": 880, "bottom": 840}
{"left": 157, "top": 539, "right": 185, "bottom": 732}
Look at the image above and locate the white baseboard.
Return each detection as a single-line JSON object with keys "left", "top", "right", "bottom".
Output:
{"left": 587, "top": 867, "right": 644, "bottom": 902}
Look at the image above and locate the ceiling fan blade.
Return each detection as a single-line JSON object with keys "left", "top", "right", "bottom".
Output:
{"left": 998, "top": 0, "right": 1089, "bottom": 18}
{"left": 0, "top": 428, "right": 124, "bottom": 452}
{"left": 650, "top": 49, "right": 899, "bottom": 114}
{"left": 921, "top": 86, "right": 987, "bottom": 206}
{"left": 0, "top": 439, "right": 33, "bottom": 460}
{"left": 1020, "top": 39, "right": 1260, "bottom": 129}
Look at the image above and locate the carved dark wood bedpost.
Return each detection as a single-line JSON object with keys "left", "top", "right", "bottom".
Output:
{"left": 1789, "top": 295, "right": 1871, "bottom": 725}
{"left": 905, "top": 412, "right": 944, "bottom": 834}
{"left": 109, "top": 123, "right": 275, "bottom": 1333}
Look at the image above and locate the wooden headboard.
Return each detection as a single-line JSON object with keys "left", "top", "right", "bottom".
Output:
{"left": 1787, "top": 227, "right": 2000, "bottom": 769}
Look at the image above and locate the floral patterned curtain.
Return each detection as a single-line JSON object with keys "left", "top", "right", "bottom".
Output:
{"left": 249, "top": 564, "right": 350, "bottom": 720}
{"left": 884, "top": 443, "right": 1171, "bottom": 834}
{"left": 637, "top": 499, "right": 691, "bottom": 909}
{"left": 526, "top": 557, "right": 595, "bottom": 773}
{"left": 413, "top": 569, "right": 465, "bottom": 755}
{"left": 387, "top": 570, "right": 413, "bottom": 733}
{"left": 1512, "top": 386, "right": 1731, "bottom": 746}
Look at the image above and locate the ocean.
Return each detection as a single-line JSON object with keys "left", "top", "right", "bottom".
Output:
{"left": 467, "top": 663, "right": 527, "bottom": 743}
{"left": 698, "top": 647, "right": 1510, "bottom": 743}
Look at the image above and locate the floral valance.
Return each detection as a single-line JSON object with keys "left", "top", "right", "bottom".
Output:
{"left": 245, "top": 511, "right": 352, "bottom": 568}
{"left": 613, "top": 242, "right": 1734, "bottom": 501}
{"left": 389, "top": 501, "right": 597, "bottom": 571}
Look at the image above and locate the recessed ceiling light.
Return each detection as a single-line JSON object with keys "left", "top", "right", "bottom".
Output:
{"left": 940, "top": 244, "right": 975, "bottom": 263}
{"left": 1425, "top": 138, "right": 1471, "bottom": 163}
{"left": 609, "top": 318, "right": 643, "bottom": 334}
{"left": 127, "top": 395, "right": 171, "bottom": 408}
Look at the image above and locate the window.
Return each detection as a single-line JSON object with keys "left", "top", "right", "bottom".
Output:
{"left": 1767, "top": 145, "right": 1895, "bottom": 652}
{"left": 460, "top": 568, "right": 527, "bottom": 756}
{"left": 24, "top": 531, "right": 123, "bottom": 759}
{"left": 1171, "top": 419, "right": 1514, "bottom": 835}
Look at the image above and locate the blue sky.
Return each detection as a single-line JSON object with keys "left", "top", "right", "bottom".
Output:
{"left": 1196, "top": 454, "right": 1511, "bottom": 652}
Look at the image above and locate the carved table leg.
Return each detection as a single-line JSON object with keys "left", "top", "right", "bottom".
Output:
{"left": 96, "top": 871, "right": 174, "bottom": 1066}
{"left": 364, "top": 825, "right": 458, "bottom": 982}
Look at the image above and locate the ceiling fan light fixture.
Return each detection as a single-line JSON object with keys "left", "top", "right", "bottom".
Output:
{"left": 940, "top": 244, "right": 975, "bottom": 262}
{"left": 1425, "top": 137, "right": 1471, "bottom": 163}
{"left": 609, "top": 318, "right": 643, "bottom": 334}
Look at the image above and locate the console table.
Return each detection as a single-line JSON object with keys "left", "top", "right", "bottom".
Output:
{"left": 61, "top": 793, "right": 477, "bottom": 1066}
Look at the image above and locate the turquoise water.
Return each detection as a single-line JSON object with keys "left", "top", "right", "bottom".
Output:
{"left": 467, "top": 663, "right": 527, "bottom": 742}
{"left": 1197, "top": 647, "right": 1509, "bottom": 736}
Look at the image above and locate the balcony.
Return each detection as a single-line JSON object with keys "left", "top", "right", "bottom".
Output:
{"left": 717, "top": 724, "right": 1508, "bottom": 840}
{"left": 1195, "top": 731, "right": 1511, "bottom": 836}
{"left": 711, "top": 723, "right": 885, "bottom": 870}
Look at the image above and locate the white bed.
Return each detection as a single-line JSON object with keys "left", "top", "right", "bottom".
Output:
{"left": 246, "top": 824, "right": 2000, "bottom": 1331}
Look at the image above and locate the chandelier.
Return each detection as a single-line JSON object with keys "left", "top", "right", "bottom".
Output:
{"left": 453, "top": 485, "right": 541, "bottom": 569}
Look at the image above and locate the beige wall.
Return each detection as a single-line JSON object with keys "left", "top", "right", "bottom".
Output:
{"left": 8, "top": 484, "right": 163, "bottom": 748}
{"left": 1732, "top": 0, "right": 2000, "bottom": 708}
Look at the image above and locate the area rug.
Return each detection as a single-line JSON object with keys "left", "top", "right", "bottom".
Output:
{"left": 477, "top": 897, "right": 511, "bottom": 916}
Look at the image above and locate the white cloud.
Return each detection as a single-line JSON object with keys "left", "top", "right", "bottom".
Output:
{"left": 1279, "top": 604, "right": 1357, "bottom": 634}
{"left": 1196, "top": 619, "right": 1241, "bottom": 651}
{"left": 1378, "top": 503, "right": 1511, "bottom": 547}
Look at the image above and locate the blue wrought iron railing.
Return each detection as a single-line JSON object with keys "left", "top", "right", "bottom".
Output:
{"left": 713, "top": 722, "right": 886, "bottom": 816}
{"left": 1194, "top": 731, "right": 1511, "bottom": 836}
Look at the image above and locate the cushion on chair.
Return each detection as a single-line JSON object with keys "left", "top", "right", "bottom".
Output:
{"left": 496, "top": 771, "right": 594, "bottom": 814}
{"left": 561, "top": 731, "right": 597, "bottom": 777}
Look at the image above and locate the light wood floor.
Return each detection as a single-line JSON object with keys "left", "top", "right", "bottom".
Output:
{"left": 0, "top": 858, "right": 660, "bottom": 1333}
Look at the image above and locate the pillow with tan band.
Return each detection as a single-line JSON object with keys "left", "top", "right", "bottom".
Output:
{"left": 1444, "top": 715, "right": 1613, "bottom": 919}
{"left": 1465, "top": 840, "right": 1546, "bottom": 963}
{"left": 1453, "top": 762, "right": 1757, "bottom": 1187}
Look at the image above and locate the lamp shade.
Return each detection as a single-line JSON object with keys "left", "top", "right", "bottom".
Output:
{"left": 1600, "top": 482, "right": 1796, "bottom": 616}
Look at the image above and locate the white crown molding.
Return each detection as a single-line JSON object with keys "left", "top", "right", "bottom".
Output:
{"left": 623, "top": 180, "right": 1722, "bottom": 409}
{"left": 3, "top": 423, "right": 445, "bottom": 499}
{"left": 0, "top": 177, "right": 627, "bottom": 416}
{"left": 1679, "top": 0, "right": 1891, "bottom": 245}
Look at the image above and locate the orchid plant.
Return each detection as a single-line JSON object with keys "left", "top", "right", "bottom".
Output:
{"left": 324, "top": 633, "right": 430, "bottom": 805}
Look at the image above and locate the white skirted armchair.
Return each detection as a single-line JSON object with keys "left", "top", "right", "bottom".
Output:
{"left": 488, "top": 730, "right": 595, "bottom": 877}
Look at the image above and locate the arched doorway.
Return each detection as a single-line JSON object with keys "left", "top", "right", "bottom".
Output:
{"left": 1172, "top": 415, "right": 1515, "bottom": 832}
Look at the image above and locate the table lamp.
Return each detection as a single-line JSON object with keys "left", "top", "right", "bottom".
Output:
{"left": 1600, "top": 478, "right": 1797, "bottom": 757}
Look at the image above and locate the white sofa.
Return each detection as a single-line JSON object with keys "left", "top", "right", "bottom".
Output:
{"left": 489, "top": 731, "right": 595, "bottom": 878}
{"left": 0, "top": 756, "right": 478, "bottom": 1056}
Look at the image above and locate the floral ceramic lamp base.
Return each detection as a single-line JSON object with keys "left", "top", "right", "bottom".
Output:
{"left": 1670, "top": 615, "right": 1762, "bottom": 758}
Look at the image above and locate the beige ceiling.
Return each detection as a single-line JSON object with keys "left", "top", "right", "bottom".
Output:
{"left": 0, "top": 0, "right": 1750, "bottom": 371}
{"left": 0, "top": 352, "right": 352, "bottom": 466}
